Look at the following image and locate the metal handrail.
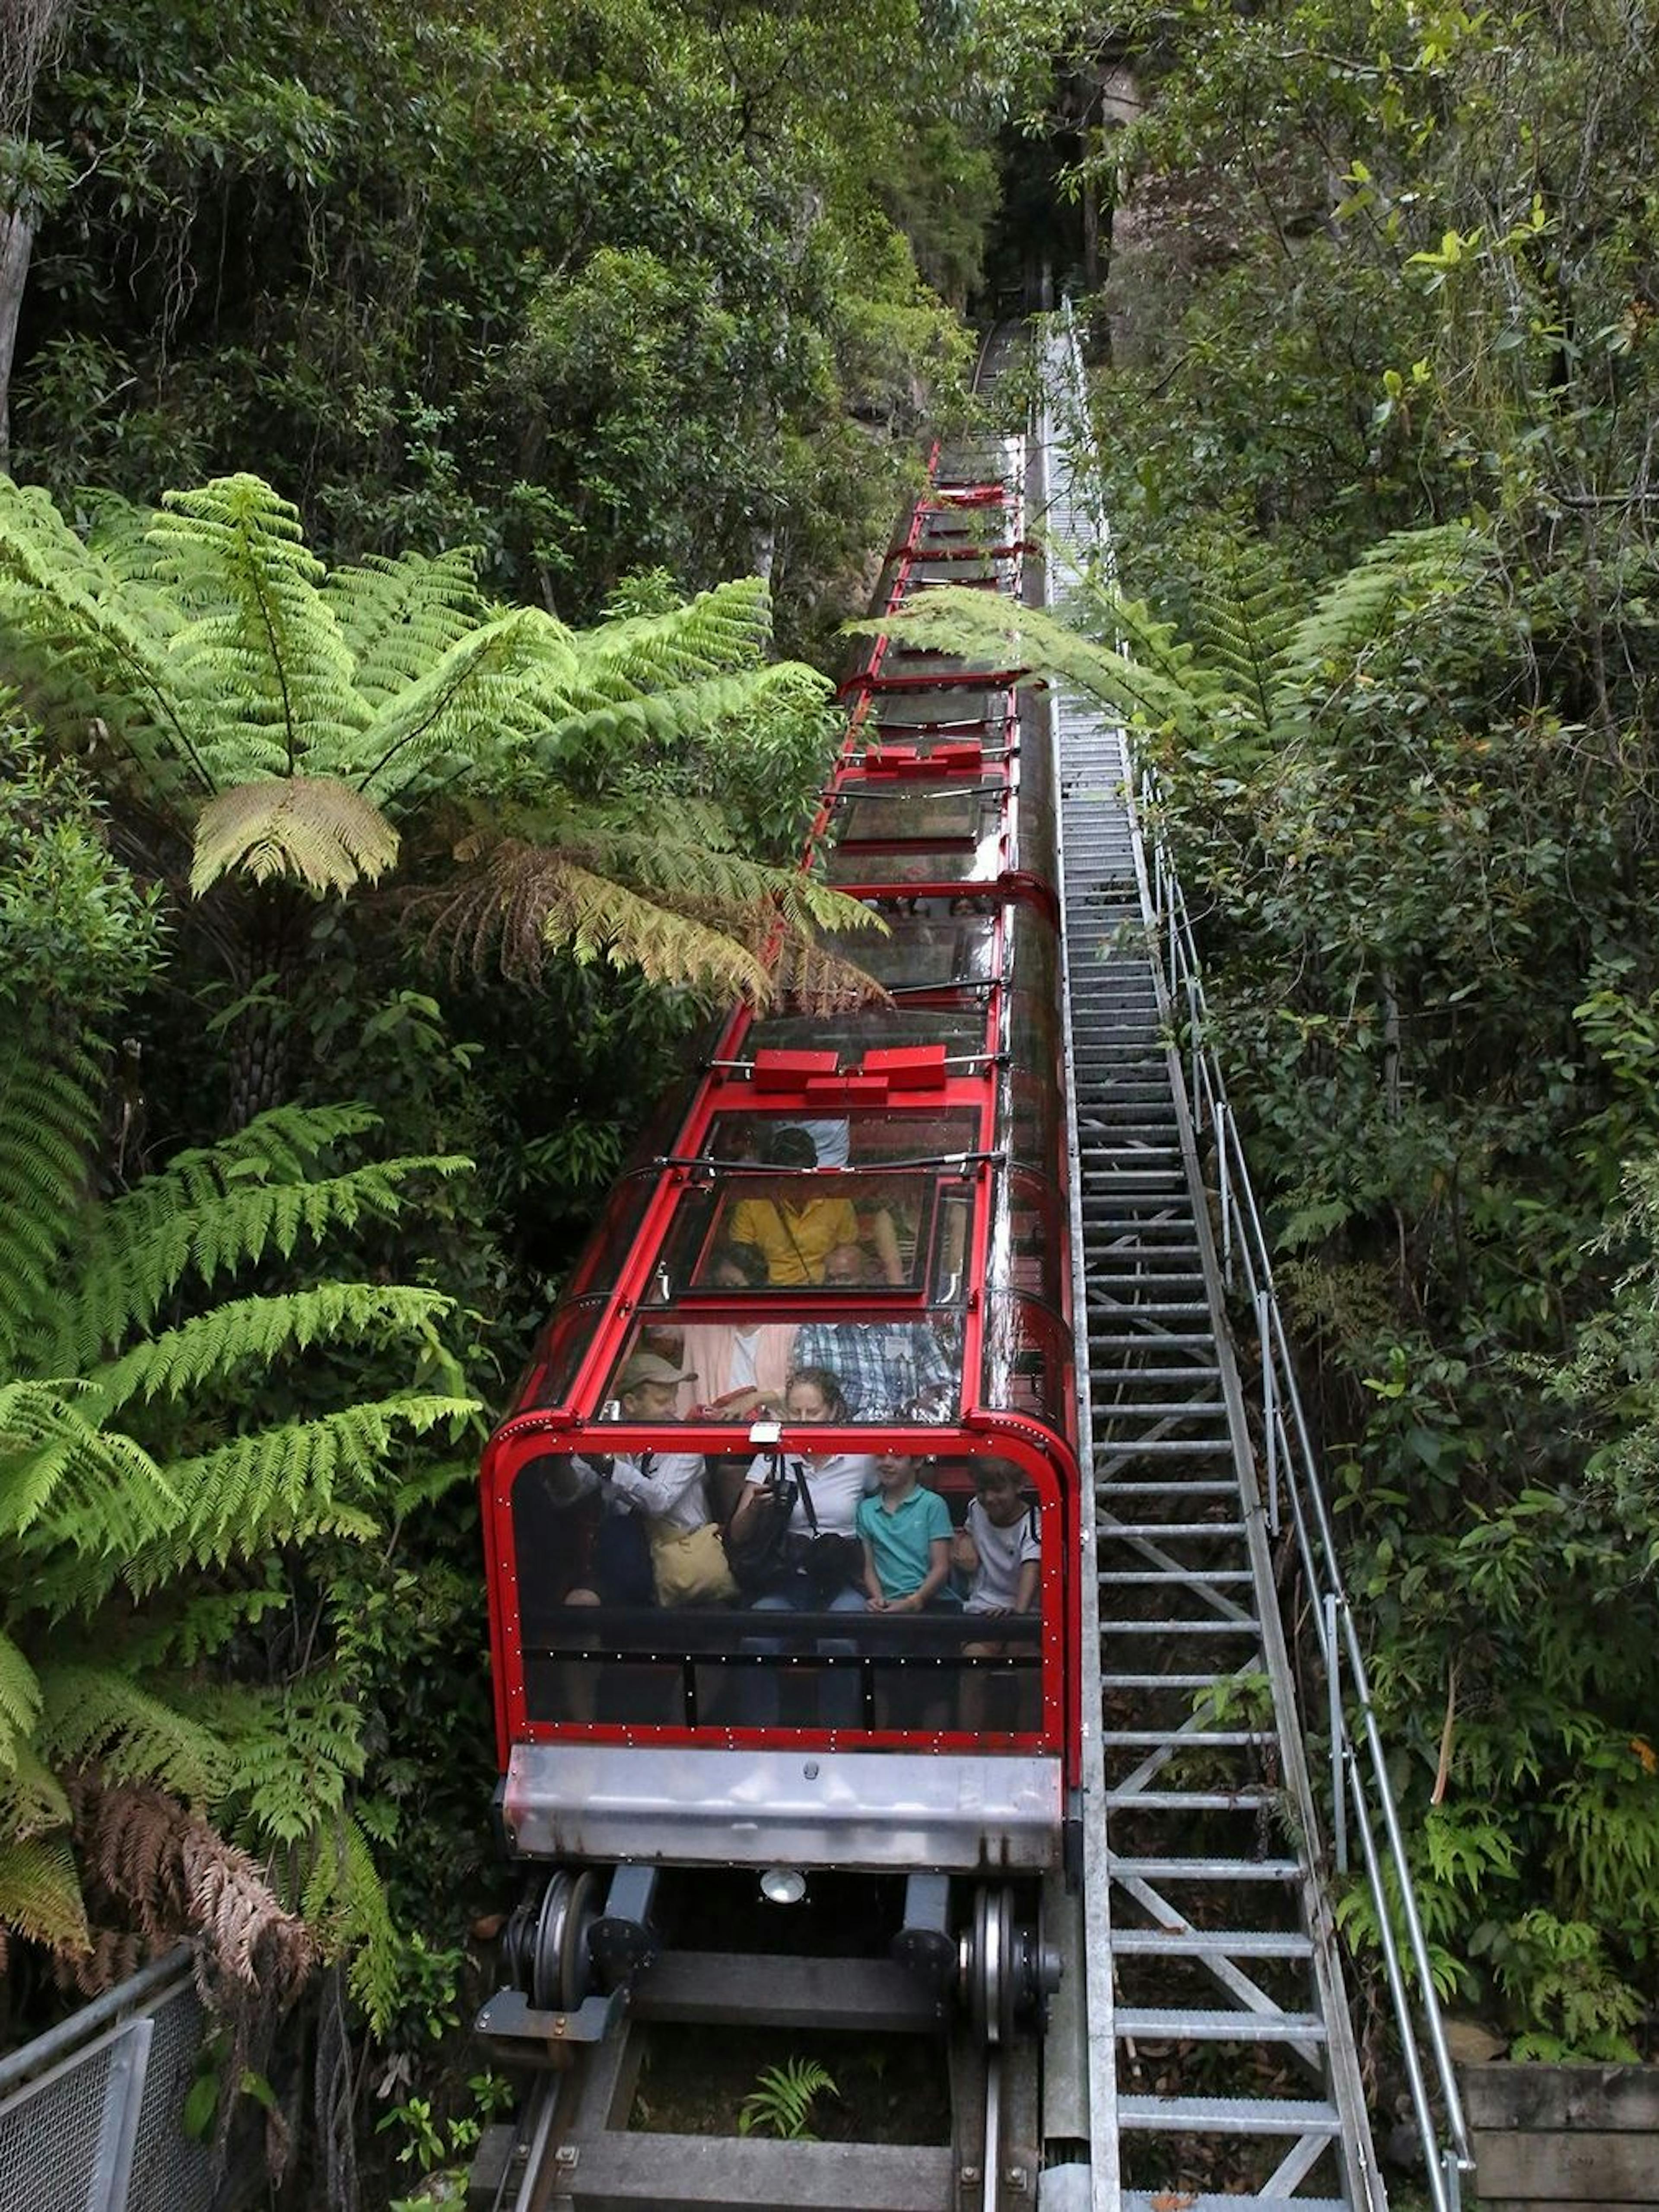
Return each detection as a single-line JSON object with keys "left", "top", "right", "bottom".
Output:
{"left": 1043, "top": 304, "right": 1475, "bottom": 2211}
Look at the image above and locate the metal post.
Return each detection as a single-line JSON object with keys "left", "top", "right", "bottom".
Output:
{"left": 1325, "top": 1593, "right": 1348, "bottom": 1875}
{"left": 1187, "top": 974, "right": 1202, "bottom": 1134}
{"left": 1217, "top": 1101, "right": 1234, "bottom": 1290}
{"left": 89, "top": 2017, "right": 153, "bottom": 2212}
{"left": 1258, "top": 1290, "right": 1278, "bottom": 1539}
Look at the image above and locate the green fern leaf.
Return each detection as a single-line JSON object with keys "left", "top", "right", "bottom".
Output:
{"left": 0, "top": 1738, "right": 72, "bottom": 1843}
{"left": 0, "top": 1631, "right": 43, "bottom": 1771}
{"left": 88, "top": 1283, "right": 454, "bottom": 1413}
{"left": 0, "top": 1836, "right": 89, "bottom": 1953}
{"left": 37, "top": 1665, "right": 231, "bottom": 1802}
{"left": 301, "top": 1811, "right": 400, "bottom": 2036}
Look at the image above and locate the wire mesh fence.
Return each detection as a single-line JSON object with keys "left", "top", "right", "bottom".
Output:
{"left": 0, "top": 1949, "right": 218, "bottom": 2212}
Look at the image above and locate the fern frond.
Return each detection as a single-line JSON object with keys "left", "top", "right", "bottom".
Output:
{"left": 566, "top": 575, "right": 775, "bottom": 695}
{"left": 88, "top": 1283, "right": 454, "bottom": 1414}
{"left": 147, "top": 476, "right": 366, "bottom": 784}
{"left": 0, "top": 1836, "right": 89, "bottom": 1954}
{"left": 1186, "top": 535, "right": 1301, "bottom": 735}
{"left": 119, "top": 1587, "right": 295, "bottom": 1671}
{"left": 324, "top": 546, "right": 488, "bottom": 706}
{"left": 301, "top": 1811, "right": 399, "bottom": 2036}
{"left": 0, "top": 1032, "right": 100, "bottom": 1365}
{"left": 68, "top": 1773, "right": 315, "bottom": 2001}
{"left": 0, "top": 477, "right": 216, "bottom": 797}
{"left": 0, "top": 1379, "right": 180, "bottom": 1553}
{"left": 43, "top": 1103, "right": 453, "bottom": 1366}
{"left": 533, "top": 662, "right": 831, "bottom": 768}
{"left": 415, "top": 834, "right": 769, "bottom": 996}
{"left": 121, "top": 1394, "right": 479, "bottom": 1591}
{"left": 862, "top": 585, "right": 1211, "bottom": 735}
{"left": 221, "top": 1679, "right": 366, "bottom": 1845}
{"left": 0, "top": 1630, "right": 43, "bottom": 1773}
{"left": 190, "top": 774, "right": 400, "bottom": 894}
{"left": 0, "top": 1739, "right": 72, "bottom": 1843}
{"left": 39, "top": 1668, "right": 231, "bottom": 1801}
{"left": 1279, "top": 522, "right": 1484, "bottom": 696}
{"left": 342, "top": 606, "right": 575, "bottom": 796}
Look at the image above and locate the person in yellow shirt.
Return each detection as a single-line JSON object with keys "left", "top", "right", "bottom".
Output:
{"left": 728, "top": 1124, "right": 860, "bottom": 1285}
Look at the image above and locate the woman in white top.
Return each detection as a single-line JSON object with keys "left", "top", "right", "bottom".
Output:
{"left": 735, "top": 1367, "right": 876, "bottom": 1727}
{"left": 734, "top": 1367, "right": 877, "bottom": 1545}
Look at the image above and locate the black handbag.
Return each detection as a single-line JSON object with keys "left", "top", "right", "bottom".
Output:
{"left": 785, "top": 1460, "right": 864, "bottom": 1599}
{"left": 724, "top": 1463, "right": 798, "bottom": 1595}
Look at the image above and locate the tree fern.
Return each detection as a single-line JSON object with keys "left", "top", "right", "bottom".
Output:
{"left": 0, "top": 1028, "right": 480, "bottom": 2008}
{"left": 0, "top": 472, "right": 855, "bottom": 1012}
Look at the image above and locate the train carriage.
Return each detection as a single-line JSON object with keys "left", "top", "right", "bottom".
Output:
{"left": 479, "top": 422, "right": 1078, "bottom": 2043}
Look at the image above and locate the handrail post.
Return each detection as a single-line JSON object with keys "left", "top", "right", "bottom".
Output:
{"left": 1258, "top": 1289, "right": 1278, "bottom": 1538}
{"left": 1217, "top": 1100, "right": 1234, "bottom": 1289}
{"left": 1326, "top": 1592, "right": 1348, "bottom": 1875}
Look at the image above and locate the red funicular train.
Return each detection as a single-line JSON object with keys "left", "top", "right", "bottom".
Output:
{"left": 479, "top": 430, "right": 1078, "bottom": 2049}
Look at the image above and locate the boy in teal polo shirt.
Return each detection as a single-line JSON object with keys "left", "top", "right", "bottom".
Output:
{"left": 857, "top": 1453, "right": 953, "bottom": 1611}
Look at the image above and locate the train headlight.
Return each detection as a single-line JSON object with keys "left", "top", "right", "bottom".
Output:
{"left": 759, "top": 1865, "right": 807, "bottom": 1906}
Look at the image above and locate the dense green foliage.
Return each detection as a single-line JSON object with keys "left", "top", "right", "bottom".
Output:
{"left": 1070, "top": 0, "right": 1659, "bottom": 2057}
{"left": 7, "top": 0, "right": 1057, "bottom": 650}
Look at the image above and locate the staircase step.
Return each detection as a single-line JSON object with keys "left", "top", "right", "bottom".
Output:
{"left": 1116, "top": 2094, "right": 1341, "bottom": 2137}
{"left": 1115, "top": 2007, "right": 1328, "bottom": 2043}
{"left": 1112, "top": 1928, "right": 1312, "bottom": 1960}
{"left": 1108, "top": 1789, "right": 1273, "bottom": 1813}
{"left": 1100, "top": 1601, "right": 1261, "bottom": 1624}
{"left": 1099, "top": 1521, "right": 1245, "bottom": 1541}
{"left": 1103, "top": 1729, "right": 1269, "bottom": 1749}
{"left": 1109, "top": 1856, "right": 1302, "bottom": 1883}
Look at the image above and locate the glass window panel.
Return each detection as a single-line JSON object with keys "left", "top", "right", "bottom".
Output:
{"left": 740, "top": 1003, "right": 990, "bottom": 1065}
{"left": 601, "top": 1306, "right": 966, "bottom": 1422}
{"left": 984, "top": 1165, "right": 1067, "bottom": 1324}
{"left": 826, "top": 839, "right": 1003, "bottom": 887}
{"left": 1010, "top": 710, "right": 1056, "bottom": 892}
{"left": 815, "top": 901, "right": 998, "bottom": 992}
{"left": 513, "top": 1296, "right": 607, "bottom": 1413}
{"left": 830, "top": 789, "right": 998, "bottom": 845}
{"left": 980, "top": 1294, "right": 1073, "bottom": 1434}
{"left": 864, "top": 688, "right": 1009, "bottom": 730}
{"left": 505, "top": 1448, "right": 1053, "bottom": 1738}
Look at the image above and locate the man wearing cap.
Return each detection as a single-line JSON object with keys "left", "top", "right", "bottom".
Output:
{"left": 570, "top": 1353, "right": 711, "bottom": 1535}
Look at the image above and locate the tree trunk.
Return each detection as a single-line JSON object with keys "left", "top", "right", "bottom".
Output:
{"left": 0, "top": 204, "right": 35, "bottom": 474}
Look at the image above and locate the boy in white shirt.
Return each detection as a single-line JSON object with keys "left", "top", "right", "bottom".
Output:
{"left": 953, "top": 1458, "right": 1041, "bottom": 1730}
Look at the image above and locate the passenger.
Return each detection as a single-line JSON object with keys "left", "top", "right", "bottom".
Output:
{"left": 857, "top": 1453, "right": 953, "bottom": 1613}
{"left": 792, "top": 1243, "right": 955, "bottom": 1418}
{"left": 565, "top": 1354, "right": 714, "bottom": 1601}
{"left": 551, "top": 1354, "right": 715, "bottom": 1723}
{"left": 677, "top": 1241, "right": 795, "bottom": 1418}
{"left": 731, "top": 1369, "right": 874, "bottom": 1564}
{"left": 954, "top": 1458, "right": 1042, "bottom": 1731}
{"left": 783, "top": 1117, "right": 850, "bottom": 1169}
{"left": 735, "top": 1368, "right": 875, "bottom": 1725}
{"left": 728, "top": 1125, "right": 859, "bottom": 1285}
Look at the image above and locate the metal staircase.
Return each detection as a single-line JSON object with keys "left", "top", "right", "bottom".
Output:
{"left": 1034, "top": 320, "right": 1474, "bottom": 2212}
{"left": 1059, "top": 707, "right": 1377, "bottom": 2210}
